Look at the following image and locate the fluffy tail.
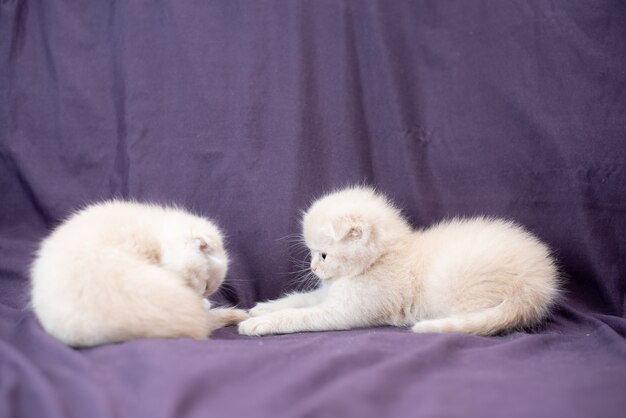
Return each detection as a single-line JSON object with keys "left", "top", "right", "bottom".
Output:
{"left": 411, "top": 299, "right": 542, "bottom": 336}
{"left": 46, "top": 265, "right": 220, "bottom": 347}
{"left": 209, "top": 307, "right": 249, "bottom": 327}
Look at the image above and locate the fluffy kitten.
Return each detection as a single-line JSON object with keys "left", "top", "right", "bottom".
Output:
{"left": 239, "top": 187, "right": 559, "bottom": 336}
{"left": 31, "top": 201, "right": 248, "bottom": 347}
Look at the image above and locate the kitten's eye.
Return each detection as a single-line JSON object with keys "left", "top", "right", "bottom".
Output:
{"left": 321, "top": 253, "right": 327, "bottom": 260}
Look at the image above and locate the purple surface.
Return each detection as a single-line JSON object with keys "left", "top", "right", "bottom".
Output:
{"left": 1, "top": 1, "right": 626, "bottom": 417}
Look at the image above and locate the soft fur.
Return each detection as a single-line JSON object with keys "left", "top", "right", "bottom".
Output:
{"left": 31, "top": 201, "right": 248, "bottom": 347}
{"left": 239, "top": 186, "right": 559, "bottom": 336}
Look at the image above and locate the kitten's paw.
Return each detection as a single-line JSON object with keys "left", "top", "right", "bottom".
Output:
{"left": 249, "top": 302, "right": 281, "bottom": 317}
{"left": 238, "top": 317, "right": 277, "bottom": 336}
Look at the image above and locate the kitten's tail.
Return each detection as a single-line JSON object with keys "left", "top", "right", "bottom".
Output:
{"left": 411, "top": 299, "right": 546, "bottom": 336}
{"left": 209, "top": 307, "right": 249, "bottom": 327}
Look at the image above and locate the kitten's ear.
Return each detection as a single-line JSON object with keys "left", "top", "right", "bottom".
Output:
{"left": 332, "top": 217, "right": 371, "bottom": 242}
{"left": 146, "top": 244, "right": 162, "bottom": 264}
{"left": 194, "top": 237, "right": 213, "bottom": 254}
{"left": 347, "top": 224, "right": 367, "bottom": 240}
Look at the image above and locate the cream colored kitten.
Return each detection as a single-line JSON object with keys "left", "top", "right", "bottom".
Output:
{"left": 31, "top": 201, "right": 248, "bottom": 347}
{"left": 239, "top": 187, "right": 559, "bottom": 336}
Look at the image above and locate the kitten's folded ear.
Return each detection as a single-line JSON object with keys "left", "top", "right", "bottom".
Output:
{"left": 331, "top": 216, "right": 371, "bottom": 242}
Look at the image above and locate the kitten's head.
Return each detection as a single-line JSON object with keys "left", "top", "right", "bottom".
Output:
{"left": 302, "top": 186, "right": 411, "bottom": 281}
{"left": 158, "top": 210, "right": 229, "bottom": 297}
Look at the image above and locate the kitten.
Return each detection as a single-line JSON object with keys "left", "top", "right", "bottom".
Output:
{"left": 30, "top": 201, "right": 248, "bottom": 347}
{"left": 239, "top": 186, "right": 559, "bottom": 336}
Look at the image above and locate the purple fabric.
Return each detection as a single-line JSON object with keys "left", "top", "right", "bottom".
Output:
{"left": 2, "top": 1, "right": 625, "bottom": 417}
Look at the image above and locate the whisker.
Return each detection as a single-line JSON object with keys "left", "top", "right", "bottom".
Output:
{"left": 223, "top": 278, "right": 250, "bottom": 282}
{"left": 275, "top": 233, "right": 305, "bottom": 243}
{"left": 276, "top": 267, "right": 311, "bottom": 277}
{"left": 213, "top": 286, "right": 236, "bottom": 299}
{"left": 284, "top": 270, "right": 314, "bottom": 290}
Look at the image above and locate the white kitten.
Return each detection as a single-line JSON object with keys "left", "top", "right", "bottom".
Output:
{"left": 239, "top": 187, "right": 559, "bottom": 336}
{"left": 31, "top": 201, "right": 248, "bottom": 347}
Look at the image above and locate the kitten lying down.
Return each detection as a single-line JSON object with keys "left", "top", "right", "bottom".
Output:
{"left": 239, "top": 187, "right": 559, "bottom": 336}
{"left": 31, "top": 201, "right": 248, "bottom": 347}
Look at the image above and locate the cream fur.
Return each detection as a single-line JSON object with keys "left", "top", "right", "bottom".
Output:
{"left": 31, "top": 201, "right": 248, "bottom": 347}
{"left": 239, "top": 186, "right": 559, "bottom": 336}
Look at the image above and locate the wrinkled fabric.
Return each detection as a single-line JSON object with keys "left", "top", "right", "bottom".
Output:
{"left": 1, "top": 1, "right": 625, "bottom": 417}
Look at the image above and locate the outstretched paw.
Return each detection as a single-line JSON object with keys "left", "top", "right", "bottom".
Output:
{"left": 238, "top": 317, "right": 278, "bottom": 336}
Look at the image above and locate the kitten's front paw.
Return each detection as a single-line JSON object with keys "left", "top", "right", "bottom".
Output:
{"left": 249, "top": 302, "right": 281, "bottom": 317}
{"left": 238, "top": 317, "right": 277, "bottom": 336}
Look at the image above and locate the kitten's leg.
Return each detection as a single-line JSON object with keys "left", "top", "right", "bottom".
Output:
{"left": 239, "top": 302, "right": 370, "bottom": 336}
{"left": 249, "top": 287, "right": 328, "bottom": 317}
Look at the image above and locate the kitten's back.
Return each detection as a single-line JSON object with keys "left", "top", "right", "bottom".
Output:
{"left": 30, "top": 201, "right": 216, "bottom": 346}
{"left": 414, "top": 217, "right": 559, "bottom": 334}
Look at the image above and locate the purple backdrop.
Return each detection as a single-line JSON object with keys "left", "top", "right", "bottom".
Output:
{"left": 1, "top": 1, "right": 625, "bottom": 417}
